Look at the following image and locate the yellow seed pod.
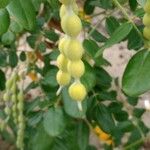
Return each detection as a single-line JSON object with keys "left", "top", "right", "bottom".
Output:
{"left": 143, "top": 27, "right": 150, "bottom": 40}
{"left": 144, "top": 0, "right": 150, "bottom": 13}
{"left": 61, "top": 13, "right": 82, "bottom": 37}
{"left": 59, "top": 0, "right": 74, "bottom": 5}
{"left": 143, "top": 13, "right": 150, "bottom": 26}
{"left": 69, "top": 82, "right": 86, "bottom": 101}
{"left": 56, "top": 70, "right": 71, "bottom": 86}
{"left": 57, "top": 54, "right": 68, "bottom": 72}
{"left": 67, "top": 60, "right": 85, "bottom": 78}
{"left": 60, "top": 3, "right": 78, "bottom": 19}
{"left": 58, "top": 37, "right": 69, "bottom": 55}
{"left": 65, "top": 38, "right": 84, "bottom": 60}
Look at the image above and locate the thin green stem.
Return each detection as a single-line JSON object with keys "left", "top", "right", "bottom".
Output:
{"left": 91, "top": 11, "right": 106, "bottom": 18}
{"left": 87, "top": 17, "right": 106, "bottom": 39}
{"left": 124, "top": 134, "right": 150, "bottom": 150}
{"left": 124, "top": 138, "right": 144, "bottom": 150}
{"left": 112, "top": 0, "right": 143, "bottom": 38}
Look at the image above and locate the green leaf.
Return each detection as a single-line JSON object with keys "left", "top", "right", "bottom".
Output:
{"left": 122, "top": 50, "right": 150, "bottom": 96}
{"left": 114, "top": 110, "right": 128, "bottom": 122}
{"left": 84, "top": 0, "right": 95, "bottom": 15}
{"left": 62, "top": 87, "right": 87, "bottom": 118}
{"left": 0, "top": 50, "right": 7, "bottom": 67}
{"left": 127, "top": 96, "right": 138, "bottom": 106}
{"left": 117, "top": 120, "right": 134, "bottom": 132}
{"left": 95, "top": 67, "right": 112, "bottom": 89}
{"left": 127, "top": 28, "right": 144, "bottom": 50}
{"left": 83, "top": 39, "right": 99, "bottom": 58}
{"left": 133, "top": 108, "right": 145, "bottom": 118}
{"left": 0, "top": 69, "right": 6, "bottom": 90}
{"left": 51, "top": 121, "right": 89, "bottom": 150}
{"left": 125, "top": 129, "right": 142, "bottom": 150}
{"left": 8, "top": 50, "right": 18, "bottom": 68}
{"left": 41, "top": 68, "right": 58, "bottom": 87}
{"left": 81, "top": 62, "right": 96, "bottom": 91}
{"left": 10, "top": 20, "right": 23, "bottom": 33}
{"left": 28, "top": 111, "right": 43, "bottom": 127}
{"left": 20, "top": 51, "right": 26, "bottom": 61}
{"left": 94, "top": 103, "right": 115, "bottom": 133}
{"left": 95, "top": 23, "right": 133, "bottom": 57}
{"left": 43, "top": 107, "right": 67, "bottom": 137}
{"left": 0, "top": 8, "right": 10, "bottom": 35}
{"left": 91, "top": 0, "right": 113, "bottom": 9}
{"left": 129, "top": 0, "right": 138, "bottom": 11}
{"left": 44, "top": 29, "right": 59, "bottom": 42}
{"left": 105, "top": 16, "right": 120, "bottom": 35}
{"left": 30, "top": 124, "right": 54, "bottom": 150}
{"left": 98, "top": 90, "right": 117, "bottom": 101}
{"left": 77, "top": 121, "right": 89, "bottom": 150}
{"left": 90, "top": 29, "right": 107, "bottom": 42}
{"left": 1, "top": 30, "right": 15, "bottom": 45}
{"left": 0, "top": 0, "right": 11, "bottom": 8}
{"left": 86, "top": 145, "right": 97, "bottom": 150}
{"left": 7, "top": 0, "right": 36, "bottom": 31}
{"left": 37, "top": 42, "right": 46, "bottom": 52}
{"left": 108, "top": 102, "right": 123, "bottom": 113}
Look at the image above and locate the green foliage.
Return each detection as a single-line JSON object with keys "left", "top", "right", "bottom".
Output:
{"left": 0, "top": 8, "right": 10, "bottom": 35}
{"left": 122, "top": 50, "right": 150, "bottom": 96}
{"left": 0, "top": 0, "right": 149, "bottom": 150}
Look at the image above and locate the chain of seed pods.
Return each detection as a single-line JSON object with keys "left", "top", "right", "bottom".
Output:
{"left": 56, "top": 0, "right": 87, "bottom": 111}
{"left": 143, "top": 0, "right": 150, "bottom": 44}
{"left": 2, "top": 72, "right": 25, "bottom": 150}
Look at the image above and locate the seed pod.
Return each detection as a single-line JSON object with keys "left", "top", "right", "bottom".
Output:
{"left": 143, "top": 13, "right": 150, "bottom": 26}
{"left": 17, "top": 90, "right": 24, "bottom": 102}
{"left": 11, "top": 94, "right": 17, "bottom": 103}
{"left": 4, "top": 106, "right": 11, "bottom": 115}
{"left": 56, "top": 70, "right": 71, "bottom": 86}
{"left": 67, "top": 60, "right": 85, "bottom": 78}
{"left": 18, "top": 115, "right": 24, "bottom": 123}
{"left": 65, "top": 38, "right": 84, "bottom": 60}
{"left": 6, "top": 78, "right": 13, "bottom": 89}
{"left": 143, "top": 27, "right": 150, "bottom": 40}
{"left": 58, "top": 37, "right": 69, "bottom": 55}
{"left": 11, "top": 84, "right": 17, "bottom": 93}
{"left": 57, "top": 54, "right": 68, "bottom": 72}
{"left": 61, "top": 12, "right": 82, "bottom": 37}
{"left": 18, "top": 122, "right": 25, "bottom": 130}
{"left": 59, "top": 0, "right": 74, "bottom": 5}
{"left": 144, "top": 0, "right": 150, "bottom": 13}
{"left": 0, "top": 121, "right": 6, "bottom": 131}
{"left": 17, "top": 101, "right": 24, "bottom": 111}
{"left": 3, "top": 93, "right": 10, "bottom": 102}
{"left": 60, "top": 3, "right": 78, "bottom": 19}
{"left": 69, "top": 82, "right": 86, "bottom": 101}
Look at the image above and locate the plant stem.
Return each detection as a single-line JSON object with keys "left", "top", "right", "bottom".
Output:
{"left": 112, "top": 0, "right": 143, "bottom": 38}
{"left": 124, "top": 134, "right": 150, "bottom": 150}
